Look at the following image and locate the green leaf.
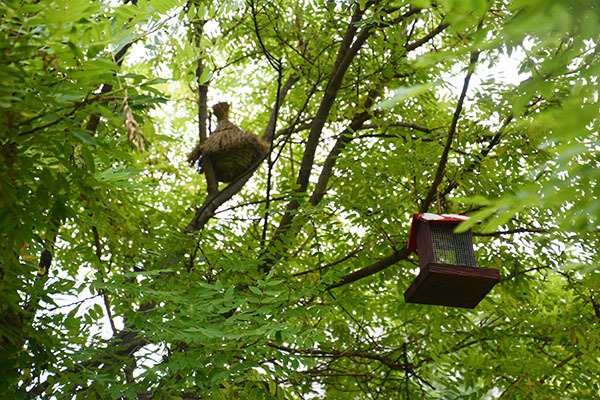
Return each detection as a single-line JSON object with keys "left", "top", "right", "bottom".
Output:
{"left": 71, "top": 129, "right": 97, "bottom": 145}
{"left": 249, "top": 286, "right": 262, "bottom": 295}
{"left": 224, "top": 285, "right": 234, "bottom": 300}
{"left": 98, "top": 166, "right": 141, "bottom": 182}
{"left": 80, "top": 146, "right": 95, "bottom": 173}
{"left": 372, "top": 81, "right": 440, "bottom": 110}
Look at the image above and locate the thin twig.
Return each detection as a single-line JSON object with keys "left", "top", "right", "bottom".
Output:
{"left": 405, "top": 22, "right": 449, "bottom": 52}
{"left": 292, "top": 245, "right": 364, "bottom": 277}
{"left": 473, "top": 227, "right": 547, "bottom": 236}
{"left": 262, "top": 67, "right": 284, "bottom": 246}
{"left": 92, "top": 226, "right": 117, "bottom": 335}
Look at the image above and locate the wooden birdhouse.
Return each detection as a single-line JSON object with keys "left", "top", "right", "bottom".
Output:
{"left": 403, "top": 213, "right": 500, "bottom": 308}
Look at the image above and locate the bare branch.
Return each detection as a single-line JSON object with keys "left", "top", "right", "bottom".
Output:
{"left": 539, "top": 351, "right": 583, "bottom": 384}
{"left": 499, "top": 265, "right": 552, "bottom": 282}
{"left": 192, "top": 19, "right": 218, "bottom": 195}
{"left": 293, "top": 5, "right": 369, "bottom": 195}
{"left": 328, "top": 247, "right": 413, "bottom": 289}
{"left": 360, "top": 121, "right": 444, "bottom": 136}
{"left": 84, "top": 41, "right": 135, "bottom": 133}
{"left": 256, "top": 5, "right": 373, "bottom": 271}
{"left": 263, "top": 75, "right": 300, "bottom": 141}
{"left": 441, "top": 114, "right": 514, "bottom": 197}
{"left": 473, "top": 227, "right": 547, "bottom": 236}
{"left": 309, "top": 98, "right": 376, "bottom": 206}
{"left": 293, "top": 244, "right": 364, "bottom": 277}
{"left": 267, "top": 342, "right": 409, "bottom": 371}
{"left": 405, "top": 22, "right": 449, "bottom": 52}
{"left": 420, "top": 51, "right": 480, "bottom": 213}
{"left": 249, "top": 0, "right": 281, "bottom": 71}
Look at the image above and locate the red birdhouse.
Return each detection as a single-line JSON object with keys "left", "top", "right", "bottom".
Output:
{"left": 404, "top": 213, "right": 500, "bottom": 308}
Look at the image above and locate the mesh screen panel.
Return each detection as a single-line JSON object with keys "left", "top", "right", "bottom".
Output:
{"left": 430, "top": 224, "right": 477, "bottom": 267}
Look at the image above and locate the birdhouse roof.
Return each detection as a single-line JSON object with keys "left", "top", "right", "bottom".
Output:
{"left": 407, "top": 213, "right": 470, "bottom": 249}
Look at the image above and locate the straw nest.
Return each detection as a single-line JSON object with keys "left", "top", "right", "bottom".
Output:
{"left": 188, "top": 102, "right": 269, "bottom": 182}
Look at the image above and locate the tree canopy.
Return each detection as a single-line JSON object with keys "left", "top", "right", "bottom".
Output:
{"left": 1, "top": 0, "right": 599, "bottom": 398}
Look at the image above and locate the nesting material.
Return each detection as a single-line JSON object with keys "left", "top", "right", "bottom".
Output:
{"left": 188, "top": 102, "right": 269, "bottom": 182}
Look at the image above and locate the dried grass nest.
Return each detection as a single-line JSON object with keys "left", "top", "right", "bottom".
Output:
{"left": 188, "top": 102, "right": 269, "bottom": 182}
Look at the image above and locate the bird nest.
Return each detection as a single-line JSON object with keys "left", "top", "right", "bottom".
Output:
{"left": 188, "top": 102, "right": 269, "bottom": 182}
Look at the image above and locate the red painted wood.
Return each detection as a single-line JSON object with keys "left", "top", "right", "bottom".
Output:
{"left": 416, "top": 222, "right": 435, "bottom": 270}
{"left": 404, "top": 263, "right": 500, "bottom": 309}
{"left": 408, "top": 213, "right": 470, "bottom": 249}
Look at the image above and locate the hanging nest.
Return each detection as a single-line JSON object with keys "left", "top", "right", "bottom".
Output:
{"left": 188, "top": 102, "right": 269, "bottom": 182}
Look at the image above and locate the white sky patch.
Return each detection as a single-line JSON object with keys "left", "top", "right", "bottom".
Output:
{"left": 441, "top": 46, "right": 530, "bottom": 103}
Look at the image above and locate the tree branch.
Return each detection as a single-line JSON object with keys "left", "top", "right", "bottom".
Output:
{"left": 293, "top": 5, "right": 369, "bottom": 195}
{"left": 499, "top": 265, "right": 552, "bottom": 282}
{"left": 92, "top": 226, "right": 117, "bottom": 336}
{"left": 256, "top": 6, "right": 372, "bottom": 270}
{"left": 292, "top": 244, "right": 364, "bottom": 277}
{"left": 84, "top": 42, "right": 134, "bottom": 133}
{"left": 441, "top": 114, "right": 513, "bottom": 198}
{"left": 25, "top": 326, "right": 148, "bottom": 399}
{"left": 360, "top": 121, "right": 444, "bottom": 136}
{"left": 194, "top": 18, "right": 218, "bottom": 195}
{"left": 309, "top": 94, "right": 377, "bottom": 206}
{"left": 405, "top": 22, "right": 449, "bottom": 52}
{"left": 539, "top": 350, "right": 583, "bottom": 384}
{"left": 263, "top": 75, "right": 300, "bottom": 143}
{"left": 473, "top": 227, "right": 547, "bottom": 236}
{"left": 267, "top": 342, "right": 409, "bottom": 371}
{"left": 328, "top": 247, "right": 413, "bottom": 289}
{"left": 249, "top": 0, "right": 281, "bottom": 71}
{"left": 259, "top": 8, "right": 438, "bottom": 275}
{"left": 259, "top": 96, "right": 375, "bottom": 272}
{"left": 261, "top": 68, "right": 284, "bottom": 246}
{"left": 420, "top": 51, "right": 480, "bottom": 213}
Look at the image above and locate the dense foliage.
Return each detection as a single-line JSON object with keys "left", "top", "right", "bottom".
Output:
{"left": 1, "top": 0, "right": 599, "bottom": 398}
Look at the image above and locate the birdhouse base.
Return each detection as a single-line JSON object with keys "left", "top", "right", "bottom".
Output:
{"left": 404, "top": 263, "right": 500, "bottom": 309}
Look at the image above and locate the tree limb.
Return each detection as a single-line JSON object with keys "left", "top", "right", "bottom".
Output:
{"left": 499, "top": 265, "right": 552, "bottom": 282}
{"left": 259, "top": 95, "right": 376, "bottom": 272}
{"left": 84, "top": 42, "right": 134, "bottom": 133}
{"left": 309, "top": 98, "right": 377, "bottom": 206}
{"left": 256, "top": 6, "right": 371, "bottom": 269}
{"left": 194, "top": 18, "right": 218, "bottom": 195}
{"left": 473, "top": 227, "right": 547, "bottom": 236}
{"left": 360, "top": 121, "right": 444, "bottom": 136}
{"left": 327, "top": 247, "right": 413, "bottom": 289}
{"left": 263, "top": 75, "right": 300, "bottom": 143}
{"left": 293, "top": 5, "right": 369, "bottom": 195}
{"left": 440, "top": 114, "right": 514, "bottom": 198}
{"left": 267, "top": 342, "right": 409, "bottom": 371}
{"left": 420, "top": 51, "right": 480, "bottom": 213}
{"left": 405, "top": 22, "right": 449, "bottom": 52}
{"left": 260, "top": 10, "right": 449, "bottom": 277}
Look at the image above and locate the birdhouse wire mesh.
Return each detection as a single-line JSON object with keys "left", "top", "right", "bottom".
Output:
{"left": 430, "top": 224, "right": 477, "bottom": 267}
